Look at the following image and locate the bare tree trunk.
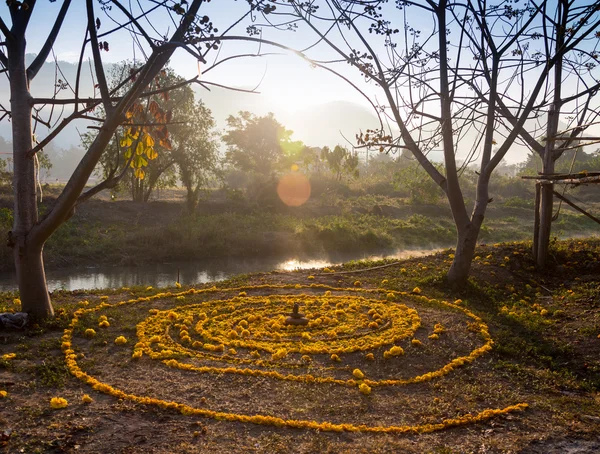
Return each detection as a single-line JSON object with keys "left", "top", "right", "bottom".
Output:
{"left": 8, "top": 34, "right": 53, "bottom": 318}
{"left": 15, "top": 241, "right": 52, "bottom": 318}
{"left": 132, "top": 177, "right": 144, "bottom": 203}
{"left": 536, "top": 162, "right": 555, "bottom": 268}
{"left": 535, "top": 103, "right": 559, "bottom": 268}
{"left": 447, "top": 198, "right": 486, "bottom": 285}
{"left": 185, "top": 185, "right": 199, "bottom": 213}
{"left": 447, "top": 222, "right": 480, "bottom": 285}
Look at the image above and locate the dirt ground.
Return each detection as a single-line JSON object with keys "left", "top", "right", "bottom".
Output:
{"left": 1, "top": 239, "right": 599, "bottom": 453}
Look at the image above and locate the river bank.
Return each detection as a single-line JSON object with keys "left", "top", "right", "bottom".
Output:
{"left": 1, "top": 188, "right": 598, "bottom": 273}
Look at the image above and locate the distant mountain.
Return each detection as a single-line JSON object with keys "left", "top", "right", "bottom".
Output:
{"left": 193, "top": 86, "right": 382, "bottom": 149}
{"left": 280, "top": 101, "right": 382, "bottom": 148}
{"left": 0, "top": 54, "right": 103, "bottom": 149}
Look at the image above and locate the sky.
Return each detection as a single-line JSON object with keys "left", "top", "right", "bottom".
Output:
{"left": 2, "top": 1, "right": 600, "bottom": 165}
{"left": 9, "top": 1, "right": 368, "bottom": 114}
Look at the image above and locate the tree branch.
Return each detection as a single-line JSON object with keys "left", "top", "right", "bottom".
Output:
{"left": 32, "top": 0, "right": 204, "bottom": 245}
{"left": 86, "top": 0, "right": 112, "bottom": 113}
{"left": 0, "top": 16, "right": 12, "bottom": 41}
{"left": 27, "top": 0, "right": 72, "bottom": 81}
{"left": 111, "top": 0, "right": 157, "bottom": 49}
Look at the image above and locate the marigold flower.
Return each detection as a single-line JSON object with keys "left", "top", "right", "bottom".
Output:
{"left": 81, "top": 394, "right": 93, "bottom": 404}
{"left": 411, "top": 339, "right": 422, "bottom": 346}
{"left": 175, "top": 282, "right": 182, "bottom": 288}
{"left": 385, "top": 346, "right": 404, "bottom": 357}
{"left": 98, "top": 320, "right": 110, "bottom": 328}
{"left": 352, "top": 369, "right": 365, "bottom": 380}
{"left": 308, "top": 275, "right": 315, "bottom": 280}
{"left": 0, "top": 390, "right": 7, "bottom": 398}
{"left": 84, "top": 329, "right": 96, "bottom": 338}
{"left": 359, "top": 383, "right": 372, "bottom": 395}
{"left": 272, "top": 349, "right": 288, "bottom": 360}
{"left": 412, "top": 287, "right": 421, "bottom": 294}
{"left": 50, "top": 397, "right": 68, "bottom": 409}
{"left": 330, "top": 354, "right": 341, "bottom": 362}
{"left": 353, "top": 280, "right": 361, "bottom": 287}
{"left": 114, "top": 336, "right": 128, "bottom": 345}
{"left": 2, "top": 353, "right": 16, "bottom": 360}
{"left": 365, "top": 353, "right": 375, "bottom": 361}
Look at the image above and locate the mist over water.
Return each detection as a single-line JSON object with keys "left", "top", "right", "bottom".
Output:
{"left": 0, "top": 248, "right": 445, "bottom": 292}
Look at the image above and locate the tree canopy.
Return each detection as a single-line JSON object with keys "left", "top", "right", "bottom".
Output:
{"left": 223, "top": 112, "right": 303, "bottom": 176}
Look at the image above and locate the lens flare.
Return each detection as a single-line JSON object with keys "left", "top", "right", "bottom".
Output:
{"left": 277, "top": 172, "right": 311, "bottom": 207}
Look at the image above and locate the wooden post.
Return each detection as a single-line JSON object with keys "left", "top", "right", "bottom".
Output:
{"left": 533, "top": 182, "right": 540, "bottom": 262}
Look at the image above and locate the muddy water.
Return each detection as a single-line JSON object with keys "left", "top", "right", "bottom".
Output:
{"left": 0, "top": 249, "right": 440, "bottom": 292}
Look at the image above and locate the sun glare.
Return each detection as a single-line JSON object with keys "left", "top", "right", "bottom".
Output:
{"left": 277, "top": 171, "right": 311, "bottom": 207}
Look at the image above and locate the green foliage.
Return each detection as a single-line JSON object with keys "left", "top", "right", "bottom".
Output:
{"left": 520, "top": 148, "right": 600, "bottom": 174}
{"left": 394, "top": 164, "right": 445, "bottom": 204}
{"left": 223, "top": 111, "right": 299, "bottom": 176}
{"left": 170, "top": 100, "right": 220, "bottom": 212}
{"left": 503, "top": 197, "right": 533, "bottom": 209}
{"left": 88, "top": 64, "right": 220, "bottom": 205}
{"left": 320, "top": 145, "right": 359, "bottom": 181}
{"left": 0, "top": 207, "right": 13, "bottom": 228}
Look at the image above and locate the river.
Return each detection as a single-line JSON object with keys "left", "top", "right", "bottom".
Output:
{"left": 0, "top": 249, "right": 440, "bottom": 292}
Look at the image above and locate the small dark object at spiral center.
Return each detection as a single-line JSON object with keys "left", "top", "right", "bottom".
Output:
{"left": 285, "top": 302, "right": 309, "bottom": 326}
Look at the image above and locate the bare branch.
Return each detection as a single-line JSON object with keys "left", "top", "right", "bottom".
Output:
{"left": 27, "top": 0, "right": 73, "bottom": 81}
{"left": 86, "top": 0, "right": 113, "bottom": 113}
{"left": 110, "top": 0, "right": 157, "bottom": 49}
